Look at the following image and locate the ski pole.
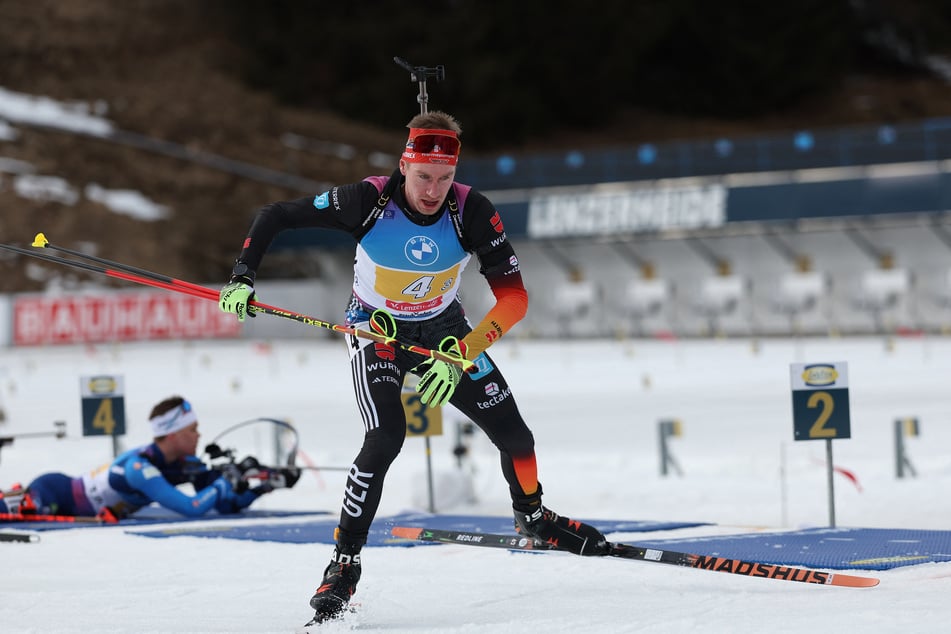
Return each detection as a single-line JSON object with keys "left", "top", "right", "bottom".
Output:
{"left": 0, "top": 236, "right": 475, "bottom": 371}
{"left": 32, "top": 232, "right": 218, "bottom": 300}
{"left": 0, "top": 240, "right": 217, "bottom": 302}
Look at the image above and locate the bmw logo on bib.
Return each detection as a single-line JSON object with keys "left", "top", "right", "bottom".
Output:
{"left": 405, "top": 236, "right": 439, "bottom": 266}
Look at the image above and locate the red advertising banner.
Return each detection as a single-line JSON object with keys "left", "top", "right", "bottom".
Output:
{"left": 13, "top": 292, "right": 242, "bottom": 345}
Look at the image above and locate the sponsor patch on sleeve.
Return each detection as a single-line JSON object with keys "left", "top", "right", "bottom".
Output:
{"left": 313, "top": 191, "right": 330, "bottom": 209}
{"left": 467, "top": 353, "right": 494, "bottom": 380}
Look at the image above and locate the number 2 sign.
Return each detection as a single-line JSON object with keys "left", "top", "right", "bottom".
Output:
{"left": 790, "top": 362, "right": 851, "bottom": 441}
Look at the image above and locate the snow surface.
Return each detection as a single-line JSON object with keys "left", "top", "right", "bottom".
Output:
{"left": 0, "top": 86, "right": 112, "bottom": 135}
{"left": 0, "top": 86, "right": 169, "bottom": 221}
{"left": 2, "top": 335, "right": 951, "bottom": 633}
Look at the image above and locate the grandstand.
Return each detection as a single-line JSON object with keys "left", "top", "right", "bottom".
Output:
{"left": 481, "top": 218, "right": 951, "bottom": 340}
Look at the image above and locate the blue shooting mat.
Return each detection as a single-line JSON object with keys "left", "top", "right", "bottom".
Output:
{"left": 128, "top": 511, "right": 710, "bottom": 546}
{"left": 131, "top": 516, "right": 951, "bottom": 571}
{"left": 633, "top": 526, "right": 951, "bottom": 571}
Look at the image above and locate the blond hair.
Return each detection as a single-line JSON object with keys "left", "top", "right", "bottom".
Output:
{"left": 406, "top": 111, "right": 462, "bottom": 135}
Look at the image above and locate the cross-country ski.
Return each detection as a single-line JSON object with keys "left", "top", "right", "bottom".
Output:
{"left": 391, "top": 526, "right": 880, "bottom": 588}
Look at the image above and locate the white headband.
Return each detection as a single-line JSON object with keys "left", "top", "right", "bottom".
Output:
{"left": 149, "top": 402, "right": 198, "bottom": 437}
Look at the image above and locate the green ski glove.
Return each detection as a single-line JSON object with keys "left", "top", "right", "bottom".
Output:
{"left": 219, "top": 281, "right": 255, "bottom": 322}
{"left": 415, "top": 336, "right": 468, "bottom": 407}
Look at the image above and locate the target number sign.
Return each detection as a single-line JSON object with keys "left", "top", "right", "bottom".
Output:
{"left": 789, "top": 362, "right": 851, "bottom": 441}
{"left": 80, "top": 375, "right": 127, "bottom": 437}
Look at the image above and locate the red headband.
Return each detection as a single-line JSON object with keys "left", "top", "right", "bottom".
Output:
{"left": 402, "top": 128, "right": 461, "bottom": 166}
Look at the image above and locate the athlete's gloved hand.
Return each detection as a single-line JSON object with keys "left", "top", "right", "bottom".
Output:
{"left": 219, "top": 283, "right": 255, "bottom": 321}
{"left": 271, "top": 466, "right": 301, "bottom": 490}
{"left": 251, "top": 466, "right": 302, "bottom": 495}
{"left": 219, "top": 280, "right": 256, "bottom": 322}
{"left": 211, "top": 476, "right": 249, "bottom": 514}
{"left": 236, "top": 455, "right": 263, "bottom": 477}
{"left": 217, "top": 462, "right": 246, "bottom": 492}
{"left": 211, "top": 476, "right": 235, "bottom": 507}
{"left": 415, "top": 336, "right": 467, "bottom": 407}
{"left": 218, "top": 455, "right": 271, "bottom": 492}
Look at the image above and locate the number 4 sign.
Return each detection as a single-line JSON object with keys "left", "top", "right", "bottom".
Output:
{"left": 789, "top": 362, "right": 851, "bottom": 440}
{"left": 80, "top": 375, "right": 127, "bottom": 438}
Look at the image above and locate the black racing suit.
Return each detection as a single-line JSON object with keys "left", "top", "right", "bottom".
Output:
{"left": 232, "top": 174, "right": 537, "bottom": 542}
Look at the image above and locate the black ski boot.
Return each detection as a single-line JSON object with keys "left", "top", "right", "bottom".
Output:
{"left": 513, "top": 485, "right": 609, "bottom": 556}
{"left": 305, "top": 529, "right": 365, "bottom": 625}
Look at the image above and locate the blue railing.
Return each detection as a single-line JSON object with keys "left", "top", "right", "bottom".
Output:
{"left": 455, "top": 118, "right": 951, "bottom": 191}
